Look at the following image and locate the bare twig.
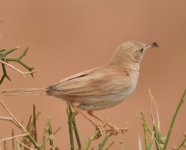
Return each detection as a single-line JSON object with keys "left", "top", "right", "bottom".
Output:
{"left": 0, "top": 99, "right": 24, "bottom": 129}
{"left": 0, "top": 116, "right": 20, "bottom": 128}
{"left": 0, "top": 59, "right": 34, "bottom": 78}
{"left": 0, "top": 133, "right": 28, "bottom": 142}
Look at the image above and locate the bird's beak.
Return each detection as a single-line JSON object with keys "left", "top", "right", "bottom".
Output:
{"left": 146, "top": 42, "right": 159, "bottom": 49}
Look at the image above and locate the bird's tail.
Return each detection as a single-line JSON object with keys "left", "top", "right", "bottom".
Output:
{"left": 1, "top": 88, "right": 47, "bottom": 96}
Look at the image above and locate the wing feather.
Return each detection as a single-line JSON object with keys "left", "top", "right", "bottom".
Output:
{"left": 47, "top": 67, "right": 130, "bottom": 97}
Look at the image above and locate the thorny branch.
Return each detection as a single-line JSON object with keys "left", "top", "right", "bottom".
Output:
{"left": 0, "top": 47, "right": 34, "bottom": 84}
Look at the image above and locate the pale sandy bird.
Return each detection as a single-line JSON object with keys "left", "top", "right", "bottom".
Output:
{"left": 2, "top": 41, "right": 158, "bottom": 134}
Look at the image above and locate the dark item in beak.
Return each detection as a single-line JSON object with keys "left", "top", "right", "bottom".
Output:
{"left": 151, "top": 42, "right": 159, "bottom": 48}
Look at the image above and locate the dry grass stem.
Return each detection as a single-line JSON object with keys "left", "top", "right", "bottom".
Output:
{"left": 16, "top": 141, "right": 36, "bottom": 150}
{"left": 11, "top": 129, "right": 15, "bottom": 150}
{"left": 0, "top": 116, "right": 20, "bottom": 128}
{"left": 0, "top": 98, "right": 41, "bottom": 150}
{"left": 0, "top": 133, "right": 28, "bottom": 142}
{"left": 148, "top": 89, "right": 161, "bottom": 131}
{"left": 3, "top": 140, "right": 7, "bottom": 150}
{"left": 138, "top": 135, "right": 143, "bottom": 150}
{"left": 0, "top": 98, "right": 26, "bottom": 130}
{"left": 33, "top": 104, "right": 38, "bottom": 142}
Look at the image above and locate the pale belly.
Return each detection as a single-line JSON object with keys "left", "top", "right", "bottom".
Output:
{"left": 77, "top": 79, "right": 138, "bottom": 111}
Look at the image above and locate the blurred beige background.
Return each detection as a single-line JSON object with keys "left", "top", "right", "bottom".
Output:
{"left": 0, "top": 0, "right": 186, "bottom": 149}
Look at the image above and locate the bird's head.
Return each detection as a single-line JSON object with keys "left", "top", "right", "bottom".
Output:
{"left": 109, "top": 41, "right": 158, "bottom": 67}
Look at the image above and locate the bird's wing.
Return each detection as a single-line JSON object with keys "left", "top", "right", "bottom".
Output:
{"left": 46, "top": 67, "right": 130, "bottom": 96}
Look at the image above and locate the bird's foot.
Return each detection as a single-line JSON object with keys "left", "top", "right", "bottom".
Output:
{"left": 87, "top": 111, "right": 127, "bottom": 135}
{"left": 105, "top": 127, "right": 127, "bottom": 135}
{"left": 104, "top": 121, "right": 128, "bottom": 135}
{"left": 95, "top": 121, "right": 127, "bottom": 136}
{"left": 94, "top": 124, "right": 105, "bottom": 138}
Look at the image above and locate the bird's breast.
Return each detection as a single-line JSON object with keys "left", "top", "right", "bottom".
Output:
{"left": 104, "top": 78, "right": 138, "bottom": 102}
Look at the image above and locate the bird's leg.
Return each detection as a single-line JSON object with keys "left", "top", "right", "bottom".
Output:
{"left": 72, "top": 107, "right": 104, "bottom": 135}
{"left": 87, "top": 111, "right": 126, "bottom": 135}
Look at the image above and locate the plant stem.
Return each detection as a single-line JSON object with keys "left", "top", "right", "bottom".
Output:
{"left": 0, "top": 99, "right": 41, "bottom": 150}
{"left": 82, "top": 130, "right": 100, "bottom": 150}
{"left": 33, "top": 104, "right": 38, "bottom": 143}
{"left": 67, "top": 106, "right": 74, "bottom": 150}
{"left": 0, "top": 47, "right": 34, "bottom": 84}
{"left": 26, "top": 133, "right": 41, "bottom": 150}
{"left": 140, "top": 112, "right": 148, "bottom": 150}
{"left": 69, "top": 107, "right": 82, "bottom": 149}
{"left": 177, "top": 137, "right": 186, "bottom": 150}
{"left": 48, "top": 119, "right": 54, "bottom": 150}
{"left": 2, "top": 48, "right": 17, "bottom": 56}
{"left": 6, "top": 58, "right": 33, "bottom": 71}
{"left": 163, "top": 89, "right": 186, "bottom": 150}
{"left": 98, "top": 134, "right": 109, "bottom": 150}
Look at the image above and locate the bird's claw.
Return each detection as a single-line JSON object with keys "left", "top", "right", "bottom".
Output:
{"left": 105, "top": 127, "right": 127, "bottom": 136}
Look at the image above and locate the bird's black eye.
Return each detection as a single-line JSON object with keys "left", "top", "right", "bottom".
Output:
{"left": 140, "top": 48, "right": 144, "bottom": 53}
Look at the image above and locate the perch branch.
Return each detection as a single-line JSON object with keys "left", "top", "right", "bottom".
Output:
{"left": 0, "top": 47, "right": 34, "bottom": 84}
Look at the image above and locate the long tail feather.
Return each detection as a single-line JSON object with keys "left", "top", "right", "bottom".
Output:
{"left": 2, "top": 88, "right": 47, "bottom": 96}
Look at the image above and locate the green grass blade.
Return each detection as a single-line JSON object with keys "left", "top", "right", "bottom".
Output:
{"left": 98, "top": 134, "right": 109, "bottom": 150}
{"left": 82, "top": 130, "right": 100, "bottom": 150}
{"left": 176, "top": 134, "right": 186, "bottom": 150}
{"left": 163, "top": 88, "right": 186, "bottom": 150}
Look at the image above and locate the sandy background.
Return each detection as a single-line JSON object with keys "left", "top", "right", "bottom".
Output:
{"left": 0, "top": 0, "right": 186, "bottom": 149}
